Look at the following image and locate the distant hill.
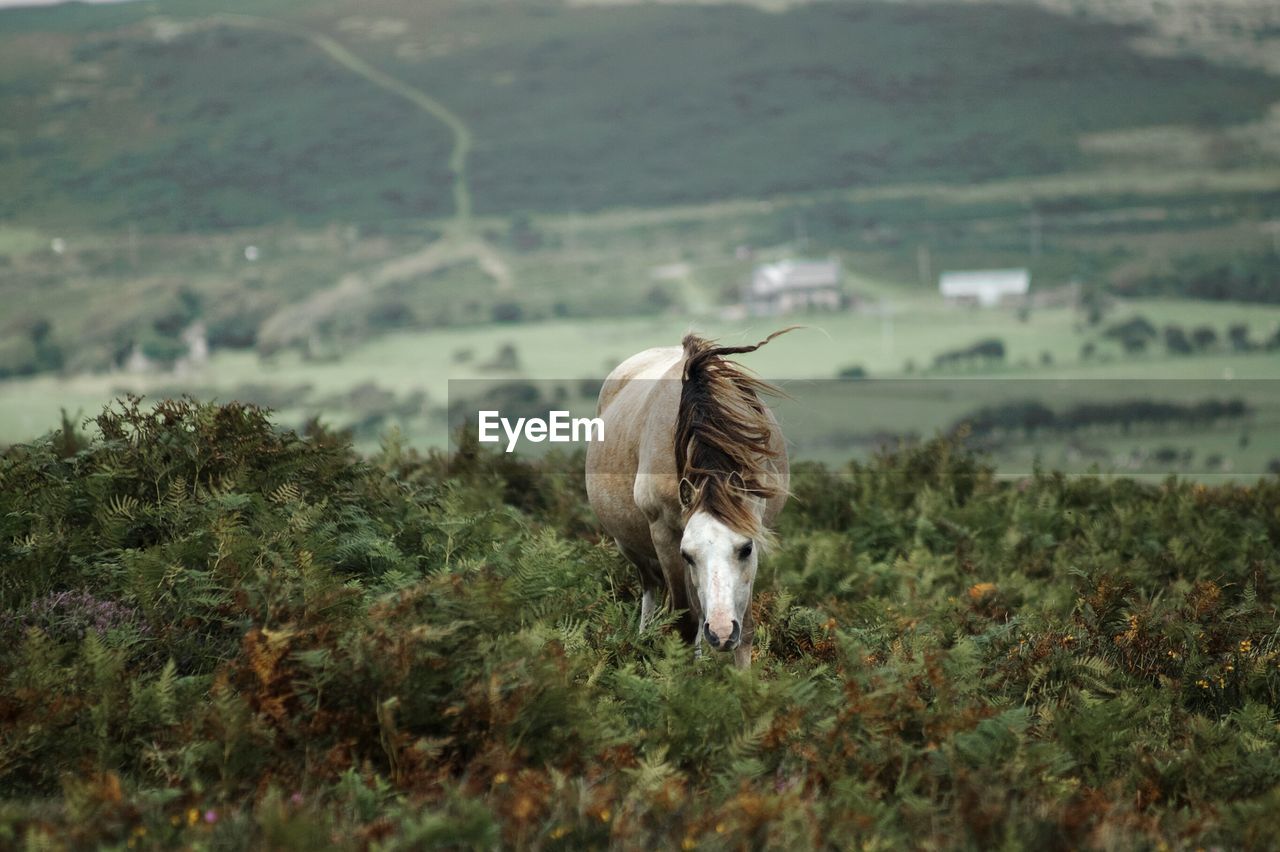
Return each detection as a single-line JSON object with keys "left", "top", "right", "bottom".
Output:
{"left": 0, "top": 0, "right": 1277, "bottom": 230}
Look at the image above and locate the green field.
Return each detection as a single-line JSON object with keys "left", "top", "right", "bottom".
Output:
{"left": 4, "top": 296, "right": 1278, "bottom": 479}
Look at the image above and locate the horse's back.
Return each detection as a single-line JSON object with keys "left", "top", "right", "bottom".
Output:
{"left": 594, "top": 346, "right": 682, "bottom": 417}
{"left": 587, "top": 346, "right": 683, "bottom": 549}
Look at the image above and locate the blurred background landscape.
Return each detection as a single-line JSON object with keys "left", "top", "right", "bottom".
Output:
{"left": 2, "top": 0, "right": 1278, "bottom": 476}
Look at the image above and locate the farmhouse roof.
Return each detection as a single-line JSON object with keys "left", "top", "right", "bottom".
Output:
{"left": 938, "top": 268, "right": 1030, "bottom": 298}
{"left": 750, "top": 259, "right": 842, "bottom": 296}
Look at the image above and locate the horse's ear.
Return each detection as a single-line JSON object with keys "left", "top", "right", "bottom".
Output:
{"left": 728, "top": 470, "right": 747, "bottom": 493}
{"left": 678, "top": 477, "right": 696, "bottom": 509}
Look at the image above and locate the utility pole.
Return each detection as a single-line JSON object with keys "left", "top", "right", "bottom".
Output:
{"left": 566, "top": 195, "right": 580, "bottom": 260}
{"left": 794, "top": 213, "right": 808, "bottom": 250}
{"left": 916, "top": 243, "right": 932, "bottom": 288}
{"left": 880, "top": 297, "right": 894, "bottom": 358}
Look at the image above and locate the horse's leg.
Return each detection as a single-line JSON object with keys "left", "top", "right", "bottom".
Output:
{"left": 649, "top": 520, "right": 699, "bottom": 645}
{"left": 638, "top": 567, "right": 665, "bottom": 634}
{"left": 639, "top": 587, "right": 656, "bottom": 632}
{"left": 619, "top": 539, "right": 664, "bottom": 634}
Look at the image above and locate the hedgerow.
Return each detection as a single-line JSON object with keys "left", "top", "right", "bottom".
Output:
{"left": 1, "top": 399, "right": 1279, "bottom": 849}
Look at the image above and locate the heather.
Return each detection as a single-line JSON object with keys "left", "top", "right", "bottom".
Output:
{"left": 1, "top": 399, "right": 1279, "bottom": 849}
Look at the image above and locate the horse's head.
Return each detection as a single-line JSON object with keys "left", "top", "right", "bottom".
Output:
{"left": 672, "top": 329, "right": 793, "bottom": 655}
{"left": 678, "top": 474, "right": 763, "bottom": 653}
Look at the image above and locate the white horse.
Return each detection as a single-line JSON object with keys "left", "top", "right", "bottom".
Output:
{"left": 585, "top": 331, "right": 791, "bottom": 668}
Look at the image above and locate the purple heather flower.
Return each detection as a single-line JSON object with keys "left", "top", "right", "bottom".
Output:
{"left": 2, "top": 590, "right": 148, "bottom": 642}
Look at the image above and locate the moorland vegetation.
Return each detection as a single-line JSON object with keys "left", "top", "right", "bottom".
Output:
{"left": 2, "top": 399, "right": 1279, "bottom": 848}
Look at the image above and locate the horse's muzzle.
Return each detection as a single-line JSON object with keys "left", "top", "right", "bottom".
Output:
{"left": 704, "top": 619, "right": 741, "bottom": 651}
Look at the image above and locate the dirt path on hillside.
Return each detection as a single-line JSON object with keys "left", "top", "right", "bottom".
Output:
{"left": 256, "top": 236, "right": 512, "bottom": 354}
{"left": 200, "top": 14, "right": 520, "bottom": 351}
{"left": 213, "top": 14, "right": 473, "bottom": 227}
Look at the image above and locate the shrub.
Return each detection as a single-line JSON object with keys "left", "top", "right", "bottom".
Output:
{"left": 1165, "top": 324, "right": 1193, "bottom": 355}
{"left": 491, "top": 301, "right": 524, "bottom": 323}
{"left": 1103, "top": 316, "right": 1157, "bottom": 342}
{"left": 1117, "top": 249, "right": 1280, "bottom": 304}
{"left": 837, "top": 365, "right": 868, "bottom": 380}
{"left": 934, "top": 337, "right": 1005, "bottom": 369}
{"left": 1191, "top": 325, "right": 1219, "bottom": 351}
{"left": 139, "top": 334, "right": 189, "bottom": 365}
{"left": 206, "top": 303, "right": 264, "bottom": 351}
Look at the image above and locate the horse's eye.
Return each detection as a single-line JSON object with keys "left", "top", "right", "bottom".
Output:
{"left": 738, "top": 541, "right": 753, "bottom": 560}
{"left": 681, "top": 550, "right": 694, "bottom": 566}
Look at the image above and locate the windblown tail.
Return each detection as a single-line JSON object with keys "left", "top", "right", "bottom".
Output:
{"left": 680, "top": 326, "right": 800, "bottom": 367}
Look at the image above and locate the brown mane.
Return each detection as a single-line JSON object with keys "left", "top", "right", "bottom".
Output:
{"left": 674, "top": 328, "right": 794, "bottom": 540}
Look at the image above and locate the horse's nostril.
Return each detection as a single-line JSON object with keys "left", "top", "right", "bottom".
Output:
{"left": 703, "top": 621, "right": 721, "bottom": 648}
{"left": 729, "top": 619, "right": 741, "bottom": 646}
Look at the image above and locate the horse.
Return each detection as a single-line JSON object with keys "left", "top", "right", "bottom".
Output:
{"left": 585, "top": 329, "right": 792, "bottom": 668}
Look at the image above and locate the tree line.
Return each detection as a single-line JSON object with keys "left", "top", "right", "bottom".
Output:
{"left": 953, "top": 397, "right": 1251, "bottom": 440}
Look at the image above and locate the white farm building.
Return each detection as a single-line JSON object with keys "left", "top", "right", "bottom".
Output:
{"left": 939, "top": 268, "right": 1030, "bottom": 307}
{"left": 746, "top": 258, "right": 843, "bottom": 316}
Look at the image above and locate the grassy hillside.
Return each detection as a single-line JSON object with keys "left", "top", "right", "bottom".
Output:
{"left": 2, "top": 0, "right": 1277, "bottom": 398}
{"left": 2, "top": 400, "right": 1280, "bottom": 848}
{"left": 1, "top": 0, "right": 1277, "bottom": 230}
{"left": 1, "top": 23, "right": 456, "bottom": 229}
{"left": 384, "top": 1, "right": 1279, "bottom": 215}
